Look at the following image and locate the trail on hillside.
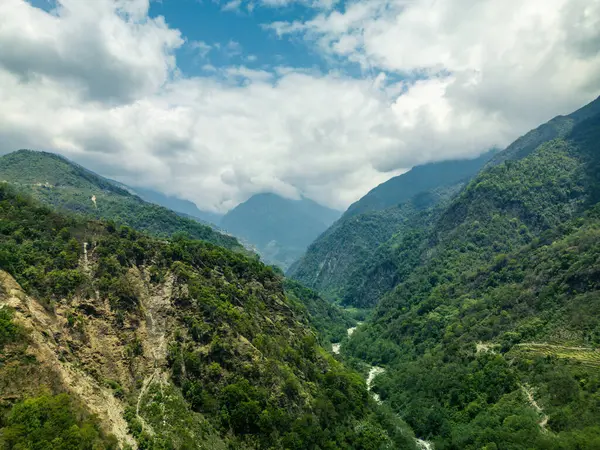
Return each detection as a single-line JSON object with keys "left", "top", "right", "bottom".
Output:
{"left": 521, "top": 384, "right": 549, "bottom": 431}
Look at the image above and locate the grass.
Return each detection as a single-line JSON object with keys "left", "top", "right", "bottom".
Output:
{"left": 510, "top": 343, "right": 600, "bottom": 368}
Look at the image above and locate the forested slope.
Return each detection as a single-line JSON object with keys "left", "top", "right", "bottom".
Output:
{"left": 0, "top": 150, "right": 244, "bottom": 253}
{"left": 344, "top": 151, "right": 496, "bottom": 219}
{"left": 289, "top": 183, "right": 471, "bottom": 307}
{"left": 345, "top": 96, "right": 600, "bottom": 449}
{"left": 0, "top": 183, "right": 415, "bottom": 449}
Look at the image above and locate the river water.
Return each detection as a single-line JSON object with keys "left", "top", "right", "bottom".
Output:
{"left": 334, "top": 322, "right": 433, "bottom": 450}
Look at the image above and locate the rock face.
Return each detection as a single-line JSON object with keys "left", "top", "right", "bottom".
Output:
{"left": 0, "top": 270, "right": 138, "bottom": 448}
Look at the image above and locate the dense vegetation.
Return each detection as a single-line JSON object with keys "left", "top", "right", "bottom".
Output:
{"left": 0, "top": 183, "right": 415, "bottom": 449}
{"left": 0, "top": 150, "right": 245, "bottom": 252}
{"left": 343, "top": 96, "right": 600, "bottom": 449}
{"left": 289, "top": 152, "right": 494, "bottom": 307}
{"left": 289, "top": 185, "right": 463, "bottom": 307}
{"left": 1, "top": 394, "right": 118, "bottom": 449}
{"left": 220, "top": 193, "right": 340, "bottom": 270}
{"left": 283, "top": 279, "right": 356, "bottom": 345}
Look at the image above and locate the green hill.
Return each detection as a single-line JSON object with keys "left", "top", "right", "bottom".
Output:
{"left": 0, "top": 150, "right": 244, "bottom": 252}
{"left": 220, "top": 193, "right": 341, "bottom": 270}
{"left": 0, "top": 183, "right": 416, "bottom": 449}
{"left": 288, "top": 152, "right": 494, "bottom": 306}
{"left": 344, "top": 95, "right": 600, "bottom": 449}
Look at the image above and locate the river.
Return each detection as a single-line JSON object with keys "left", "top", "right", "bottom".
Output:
{"left": 335, "top": 322, "right": 433, "bottom": 450}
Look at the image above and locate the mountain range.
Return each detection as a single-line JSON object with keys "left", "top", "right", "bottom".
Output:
{"left": 288, "top": 150, "right": 496, "bottom": 305}
{"left": 335, "top": 95, "right": 600, "bottom": 448}
{"left": 0, "top": 181, "right": 415, "bottom": 449}
{"left": 1, "top": 94, "right": 600, "bottom": 449}
{"left": 127, "top": 185, "right": 224, "bottom": 226}
{"left": 0, "top": 150, "right": 244, "bottom": 253}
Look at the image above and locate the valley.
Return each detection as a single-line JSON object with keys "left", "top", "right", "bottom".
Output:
{"left": 2, "top": 1, "right": 600, "bottom": 449}
{"left": 1, "top": 94, "right": 599, "bottom": 449}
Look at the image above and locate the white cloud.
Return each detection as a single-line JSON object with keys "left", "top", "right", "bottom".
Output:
{"left": 272, "top": 0, "right": 600, "bottom": 137}
{"left": 189, "top": 40, "right": 212, "bottom": 58}
{"left": 0, "top": 0, "right": 599, "bottom": 214}
{"left": 221, "top": 0, "right": 242, "bottom": 12}
{"left": 219, "top": 0, "right": 339, "bottom": 11}
{"left": 0, "top": 0, "right": 183, "bottom": 103}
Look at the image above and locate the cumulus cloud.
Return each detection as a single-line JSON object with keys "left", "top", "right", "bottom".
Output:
{"left": 272, "top": 0, "right": 600, "bottom": 139}
{"left": 0, "top": 0, "right": 183, "bottom": 103}
{"left": 0, "top": 0, "right": 599, "bottom": 213}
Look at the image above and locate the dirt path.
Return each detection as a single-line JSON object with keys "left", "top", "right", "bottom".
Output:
{"left": 521, "top": 384, "right": 549, "bottom": 431}
{"left": 517, "top": 343, "right": 594, "bottom": 351}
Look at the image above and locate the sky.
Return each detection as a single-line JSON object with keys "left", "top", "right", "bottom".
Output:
{"left": 0, "top": 0, "right": 599, "bottom": 212}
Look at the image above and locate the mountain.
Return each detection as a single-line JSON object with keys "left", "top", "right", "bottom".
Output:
{"left": 128, "top": 185, "right": 223, "bottom": 226}
{"left": 345, "top": 95, "right": 600, "bottom": 448}
{"left": 0, "top": 150, "right": 243, "bottom": 252}
{"left": 220, "top": 193, "right": 341, "bottom": 270}
{"left": 288, "top": 152, "right": 494, "bottom": 305}
{"left": 0, "top": 183, "right": 416, "bottom": 449}
{"left": 344, "top": 150, "right": 497, "bottom": 219}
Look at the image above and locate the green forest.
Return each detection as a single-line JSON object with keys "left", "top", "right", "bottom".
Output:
{"left": 0, "top": 183, "right": 415, "bottom": 449}
{"left": 1, "top": 90, "right": 600, "bottom": 450}
{"left": 339, "top": 103, "right": 600, "bottom": 448}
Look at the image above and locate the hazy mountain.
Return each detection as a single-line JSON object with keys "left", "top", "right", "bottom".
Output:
{"left": 129, "top": 185, "right": 223, "bottom": 226}
{"left": 220, "top": 193, "right": 341, "bottom": 270}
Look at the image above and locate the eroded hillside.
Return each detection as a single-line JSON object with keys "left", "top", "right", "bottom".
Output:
{"left": 0, "top": 184, "right": 415, "bottom": 449}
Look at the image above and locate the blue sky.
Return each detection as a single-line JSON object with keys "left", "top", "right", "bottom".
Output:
{"left": 150, "top": 0, "right": 326, "bottom": 76}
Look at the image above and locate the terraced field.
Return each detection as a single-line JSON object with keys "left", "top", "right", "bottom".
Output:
{"left": 510, "top": 343, "right": 600, "bottom": 368}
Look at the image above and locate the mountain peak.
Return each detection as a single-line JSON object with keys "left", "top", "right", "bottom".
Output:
{"left": 220, "top": 192, "right": 341, "bottom": 269}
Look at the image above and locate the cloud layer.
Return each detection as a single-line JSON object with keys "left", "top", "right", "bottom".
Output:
{"left": 0, "top": 0, "right": 599, "bottom": 212}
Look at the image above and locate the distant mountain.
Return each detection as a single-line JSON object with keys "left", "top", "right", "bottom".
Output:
{"left": 0, "top": 150, "right": 244, "bottom": 252}
{"left": 288, "top": 152, "right": 495, "bottom": 305}
{"left": 220, "top": 193, "right": 341, "bottom": 269}
{"left": 344, "top": 150, "right": 497, "bottom": 219}
{"left": 129, "top": 185, "right": 223, "bottom": 226}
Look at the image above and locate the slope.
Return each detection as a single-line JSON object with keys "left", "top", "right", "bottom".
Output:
{"left": 344, "top": 150, "right": 496, "bottom": 219}
{"left": 0, "top": 183, "right": 416, "bottom": 449}
{"left": 346, "top": 95, "right": 600, "bottom": 449}
{"left": 220, "top": 193, "right": 341, "bottom": 270}
{"left": 0, "top": 150, "right": 244, "bottom": 252}
{"left": 288, "top": 152, "right": 494, "bottom": 306}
